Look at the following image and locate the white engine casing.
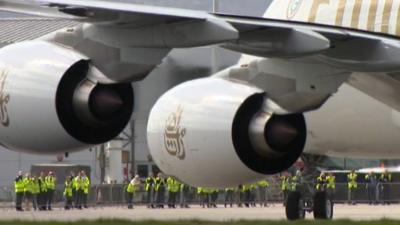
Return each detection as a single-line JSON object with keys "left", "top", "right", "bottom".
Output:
{"left": 0, "top": 41, "right": 134, "bottom": 154}
{"left": 148, "top": 78, "right": 306, "bottom": 187}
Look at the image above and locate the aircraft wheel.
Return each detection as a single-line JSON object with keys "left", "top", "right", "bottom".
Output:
{"left": 313, "top": 191, "right": 333, "bottom": 219}
{"left": 285, "top": 191, "right": 305, "bottom": 220}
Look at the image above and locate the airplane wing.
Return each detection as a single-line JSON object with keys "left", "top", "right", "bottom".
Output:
{"left": 2, "top": 0, "right": 400, "bottom": 112}
{"left": 0, "top": 0, "right": 210, "bottom": 24}
{"left": 2, "top": 0, "right": 399, "bottom": 64}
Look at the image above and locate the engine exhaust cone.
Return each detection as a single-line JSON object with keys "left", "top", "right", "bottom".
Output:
{"left": 90, "top": 86, "right": 124, "bottom": 119}
{"left": 265, "top": 119, "right": 298, "bottom": 153}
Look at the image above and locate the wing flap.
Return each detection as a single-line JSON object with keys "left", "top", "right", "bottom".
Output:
{"left": 223, "top": 28, "right": 331, "bottom": 58}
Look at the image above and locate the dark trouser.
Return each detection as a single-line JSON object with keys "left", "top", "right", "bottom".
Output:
{"left": 146, "top": 189, "right": 153, "bottom": 206}
{"left": 367, "top": 186, "right": 376, "bottom": 204}
{"left": 245, "top": 190, "right": 251, "bottom": 206}
{"left": 32, "top": 194, "right": 38, "bottom": 210}
{"left": 381, "top": 184, "right": 390, "bottom": 204}
{"left": 224, "top": 191, "right": 234, "bottom": 207}
{"left": 239, "top": 192, "right": 244, "bottom": 206}
{"left": 210, "top": 192, "right": 218, "bottom": 207}
{"left": 65, "top": 196, "right": 73, "bottom": 209}
{"left": 76, "top": 190, "right": 84, "bottom": 209}
{"left": 127, "top": 192, "right": 134, "bottom": 209}
{"left": 38, "top": 192, "right": 47, "bottom": 210}
{"left": 180, "top": 188, "right": 190, "bottom": 207}
{"left": 250, "top": 190, "right": 256, "bottom": 206}
{"left": 348, "top": 188, "right": 356, "bottom": 204}
{"left": 168, "top": 191, "right": 177, "bottom": 207}
{"left": 198, "top": 193, "right": 205, "bottom": 207}
{"left": 155, "top": 188, "right": 165, "bottom": 207}
{"left": 201, "top": 193, "right": 209, "bottom": 207}
{"left": 15, "top": 192, "right": 23, "bottom": 211}
{"left": 282, "top": 190, "right": 288, "bottom": 206}
{"left": 24, "top": 192, "right": 32, "bottom": 210}
{"left": 258, "top": 187, "right": 267, "bottom": 206}
{"left": 47, "top": 189, "right": 54, "bottom": 210}
{"left": 83, "top": 193, "right": 88, "bottom": 208}
{"left": 327, "top": 188, "right": 335, "bottom": 199}
{"left": 72, "top": 189, "right": 77, "bottom": 207}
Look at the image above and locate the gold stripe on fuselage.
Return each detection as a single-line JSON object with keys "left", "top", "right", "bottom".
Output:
{"left": 305, "top": 0, "right": 400, "bottom": 36}
{"left": 367, "top": 1, "right": 378, "bottom": 31}
{"left": 334, "top": 0, "right": 346, "bottom": 26}
{"left": 382, "top": 0, "right": 393, "bottom": 33}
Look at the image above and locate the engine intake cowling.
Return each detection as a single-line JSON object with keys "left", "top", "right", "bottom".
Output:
{"left": 147, "top": 78, "right": 306, "bottom": 187}
{"left": 0, "top": 41, "right": 133, "bottom": 154}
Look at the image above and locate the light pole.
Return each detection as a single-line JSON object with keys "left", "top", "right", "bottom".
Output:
{"left": 130, "top": 119, "right": 135, "bottom": 177}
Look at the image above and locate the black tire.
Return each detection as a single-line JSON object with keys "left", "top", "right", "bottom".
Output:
{"left": 285, "top": 191, "right": 305, "bottom": 220}
{"left": 313, "top": 191, "right": 333, "bottom": 219}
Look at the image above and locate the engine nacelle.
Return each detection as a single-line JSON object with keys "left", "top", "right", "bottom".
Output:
{"left": 147, "top": 78, "right": 306, "bottom": 187}
{"left": 0, "top": 41, "right": 133, "bottom": 153}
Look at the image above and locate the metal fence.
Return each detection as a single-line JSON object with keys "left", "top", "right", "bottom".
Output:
{"left": 0, "top": 182, "right": 399, "bottom": 208}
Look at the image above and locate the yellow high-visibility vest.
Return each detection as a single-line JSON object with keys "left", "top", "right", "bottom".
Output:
{"left": 64, "top": 181, "right": 73, "bottom": 197}
{"left": 14, "top": 178, "right": 24, "bottom": 193}
{"left": 45, "top": 176, "right": 56, "bottom": 190}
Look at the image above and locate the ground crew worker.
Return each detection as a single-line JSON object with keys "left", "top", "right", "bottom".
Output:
{"left": 316, "top": 172, "right": 326, "bottom": 191}
{"left": 64, "top": 176, "right": 73, "bottom": 210}
{"left": 126, "top": 175, "right": 140, "bottom": 209}
{"left": 14, "top": 171, "right": 24, "bottom": 211}
{"left": 280, "top": 174, "right": 290, "bottom": 206}
{"left": 197, "top": 187, "right": 206, "bottom": 208}
{"left": 167, "top": 176, "right": 179, "bottom": 208}
{"left": 38, "top": 172, "right": 47, "bottom": 211}
{"left": 154, "top": 173, "right": 165, "bottom": 208}
{"left": 74, "top": 173, "right": 83, "bottom": 209}
{"left": 249, "top": 184, "right": 257, "bottom": 207}
{"left": 210, "top": 189, "right": 219, "bottom": 208}
{"left": 31, "top": 176, "right": 40, "bottom": 210}
{"left": 365, "top": 171, "right": 377, "bottom": 205}
{"left": 379, "top": 170, "right": 392, "bottom": 205}
{"left": 202, "top": 188, "right": 213, "bottom": 208}
{"left": 173, "top": 179, "right": 181, "bottom": 207}
{"left": 257, "top": 179, "right": 269, "bottom": 207}
{"left": 241, "top": 184, "right": 252, "bottom": 207}
{"left": 224, "top": 187, "right": 235, "bottom": 208}
{"left": 23, "top": 173, "right": 32, "bottom": 211}
{"left": 179, "top": 183, "right": 191, "bottom": 208}
{"left": 45, "top": 171, "right": 56, "bottom": 210}
{"left": 144, "top": 173, "right": 155, "bottom": 208}
{"left": 326, "top": 172, "right": 336, "bottom": 198}
{"left": 69, "top": 171, "right": 76, "bottom": 208}
{"left": 81, "top": 170, "right": 90, "bottom": 208}
{"left": 347, "top": 169, "right": 358, "bottom": 205}
{"left": 291, "top": 170, "right": 302, "bottom": 192}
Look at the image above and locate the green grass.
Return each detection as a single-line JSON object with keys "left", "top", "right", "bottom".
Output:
{"left": 0, "top": 220, "right": 399, "bottom": 225}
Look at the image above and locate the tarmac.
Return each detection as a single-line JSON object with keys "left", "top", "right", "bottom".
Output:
{"left": 0, "top": 204, "right": 399, "bottom": 221}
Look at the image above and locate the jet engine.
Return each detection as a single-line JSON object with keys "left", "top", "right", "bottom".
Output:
{"left": 147, "top": 78, "right": 306, "bottom": 187}
{"left": 0, "top": 41, "right": 133, "bottom": 154}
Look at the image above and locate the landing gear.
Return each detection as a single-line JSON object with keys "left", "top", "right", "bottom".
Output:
{"left": 285, "top": 190, "right": 334, "bottom": 220}
{"left": 285, "top": 191, "right": 305, "bottom": 220}
{"left": 313, "top": 191, "right": 333, "bottom": 219}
